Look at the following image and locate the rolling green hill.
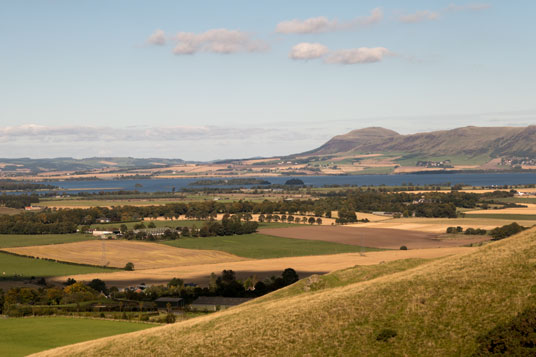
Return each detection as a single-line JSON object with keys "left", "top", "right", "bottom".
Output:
{"left": 34, "top": 227, "right": 536, "bottom": 356}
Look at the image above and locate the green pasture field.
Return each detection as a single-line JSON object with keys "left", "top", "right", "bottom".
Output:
{"left": 496, "top": 197, "right": 536, "bottom": 204}
{"left": 0, "top": 316, "right": 154, "bottom": 356}
{"left": 463, "top": 213, "right": 536, "bottom": 221}
{"left": 395, "top": 154, "right": 490, "bottom": 167}
{"left": 0, "top": 234, "right": 95, "bottom": 248}
{"left": 161, "top": 233, "right": 379, "bottom": 259}
{"left": 0, "top": 252, "right": 119, "bottom": 278}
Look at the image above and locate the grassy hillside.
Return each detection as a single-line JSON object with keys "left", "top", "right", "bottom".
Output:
{"left": 0, "top": 317, "right": 154, "bottom": 356}
{"left": 34, "top": 228, "right": 536, "bottom": 356}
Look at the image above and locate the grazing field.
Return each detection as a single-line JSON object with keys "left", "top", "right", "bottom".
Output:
{"left": 462, "top": 213, "right": 536, "bottom": 220}
{"left": 357, "top": 216, "right": 536, "bottom": 233}
{"left": 2, "top": 240, "right": 245, "bottom": 270}
{"left": 259, "top": 226, "right": 487, "bottom": 249}
{"left": 497, "top": 197, "right": 536, "bottom": 204}
{"left": 0, "top": 251, "right": 117, "bottom": 278}
{"left": 0, "top": 317, "right": 154, "bottom": 356}
{"left": 161, "top": 233, "right": 378, "bottom": 259}
{"left": 0, "top": 234, "right": 95, "bottom": 248}
{"left": 38, "top": 228, "right": 536, "bottom": 357}
{"left": 465, "top": 203, "right": 536, "bottom": 215}
{"left": 49, "top": 247, "right": 473, "bottom": 288}
{"left": 40, "top": 198, "right": 186, "bottom": 208}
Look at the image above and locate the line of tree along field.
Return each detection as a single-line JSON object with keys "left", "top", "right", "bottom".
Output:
{"left": 0, "top": 194, "right": 39, "bottom": 209}
{"left": 111, "top": 215, "right": 260, "bottom": 241}
{"left": 0, "top": 191, "right": 495, "bottom": 234}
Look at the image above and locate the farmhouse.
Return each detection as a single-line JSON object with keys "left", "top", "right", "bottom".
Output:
{"left": 190, "top": 296, "right": 253, "bottom": 312}
{"left": 91, "top": 230, "right": 114, "bottom": 238}
{"left": 24, "top": 206, "right": 43, "bottom": 211}
{"left": 154, "top": 297, "right": 184, "bottom": 310}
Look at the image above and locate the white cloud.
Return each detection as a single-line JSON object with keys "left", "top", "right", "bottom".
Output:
{"left": 276, "top": 8, "right": 382, "bottom": 34}
{"left": 147, "top": 29, "right": 166, "bottom": 45}
{"left": 289, "top": 43, "right": 392, "bottom": 65}
{"left": 289, "top": 42, "right": 329, "bottom": 60}
{"left": 398, "top": 10, "right": 440, "bottom": 24}
{"left": 172, "top": 29, "right": 268, "bottom": 55}
{"left": 445, "top": 3, "right": 491, "bottom": 12}
{"left": 324, "top": 47, "right": 392, "bottom": 65}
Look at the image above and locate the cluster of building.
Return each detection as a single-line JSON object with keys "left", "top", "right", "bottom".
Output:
{"left": 415, "top": 160, "right": 453, "bottom": 168}
{"left": 500, "top": 157, "right": 536, "bottom": 167}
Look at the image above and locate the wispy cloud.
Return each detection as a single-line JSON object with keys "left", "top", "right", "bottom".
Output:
{"left": 147, "top": 29, "right": 166, "bottom": 45}
{"left": 398, "top": 10, "right": 439, "bottom": 24}
{"left": 445, "top": 3, "right": 491, "bottom": 12}
{"left": 398, "top": 3, "right": 490, "bottom": 24}
{"left": 290, "top": 43, "right": 393, "bottom": 64}
{"left": 276, "top": 8, "right": 382, "bottom": 34}
{"left": 0, "top": 124, "right": 285, "bottom": 143}
{"left": 172, "top": 29, "right": 268, "bottom": 55}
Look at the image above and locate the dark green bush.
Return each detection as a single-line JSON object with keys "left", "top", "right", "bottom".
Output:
{"left": 376, "top": 328, "right": 397, "bottom": 341}
{"left": 473, "top": 307, "right": 536, "bottom": 355}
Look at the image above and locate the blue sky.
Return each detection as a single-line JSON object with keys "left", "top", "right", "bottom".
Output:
{"left": 0, "top": 1, "right": 534, "bottom": 160}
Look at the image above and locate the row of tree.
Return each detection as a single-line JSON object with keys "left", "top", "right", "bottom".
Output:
{"left": 0, "top": 190, "right": 490, "bottom": 234}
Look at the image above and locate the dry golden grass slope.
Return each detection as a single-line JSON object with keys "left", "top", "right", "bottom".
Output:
{"left": 34, "top": 228, "right": 536, "bottom": 357}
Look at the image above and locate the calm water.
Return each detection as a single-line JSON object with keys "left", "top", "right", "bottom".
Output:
{"left": 39, "top": 172, "right": 536, "bottom": 194}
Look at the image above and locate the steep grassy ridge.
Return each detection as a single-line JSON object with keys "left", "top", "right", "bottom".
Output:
{"left": 35, "top": 228, "right": 536, "bottom": 356}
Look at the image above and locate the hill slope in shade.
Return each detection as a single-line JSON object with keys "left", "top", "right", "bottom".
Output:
{"left": 308, "top": 125, "right": 536, "bottom": 157}
{"left": 35, "top": 228, "right": 536, "bottom": 356}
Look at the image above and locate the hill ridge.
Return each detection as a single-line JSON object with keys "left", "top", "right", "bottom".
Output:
{"left": 306, "top": 125, "right": 536, "bottom": 158}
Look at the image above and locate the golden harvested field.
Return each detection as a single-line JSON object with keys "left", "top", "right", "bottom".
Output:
{"left": 355, "top": 216, "right": 536, "bottom": 233}
{"left": 48, "top": 247, "right": 473, "bottom": 288}
{"left": 259, "top": 226, "right": 488, "bottom": 249}
{"left": 2, "top": 241, "right": 244, "bottom": 270}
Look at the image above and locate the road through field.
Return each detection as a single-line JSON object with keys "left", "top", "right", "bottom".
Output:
{"left": 48, "top": 247, "right": 474, "bottom": 288}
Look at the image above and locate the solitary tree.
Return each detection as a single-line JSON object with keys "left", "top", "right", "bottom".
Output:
{"left": 125, "top": 262, "right": 135, "bottom": 271}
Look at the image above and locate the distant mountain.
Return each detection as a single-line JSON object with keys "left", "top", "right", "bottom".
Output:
{"left": 305, "top": 126, "right": 536, "bottom": 158}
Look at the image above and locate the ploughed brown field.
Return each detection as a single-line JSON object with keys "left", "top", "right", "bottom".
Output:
{"left": 49, "top": 247, "right": 474, "bottom": 288}
{"left": 259, "top": 226, "right": 489, "bottom": 249}
{"left": 2, "top": 241, "right": 245, "bottom": 270}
